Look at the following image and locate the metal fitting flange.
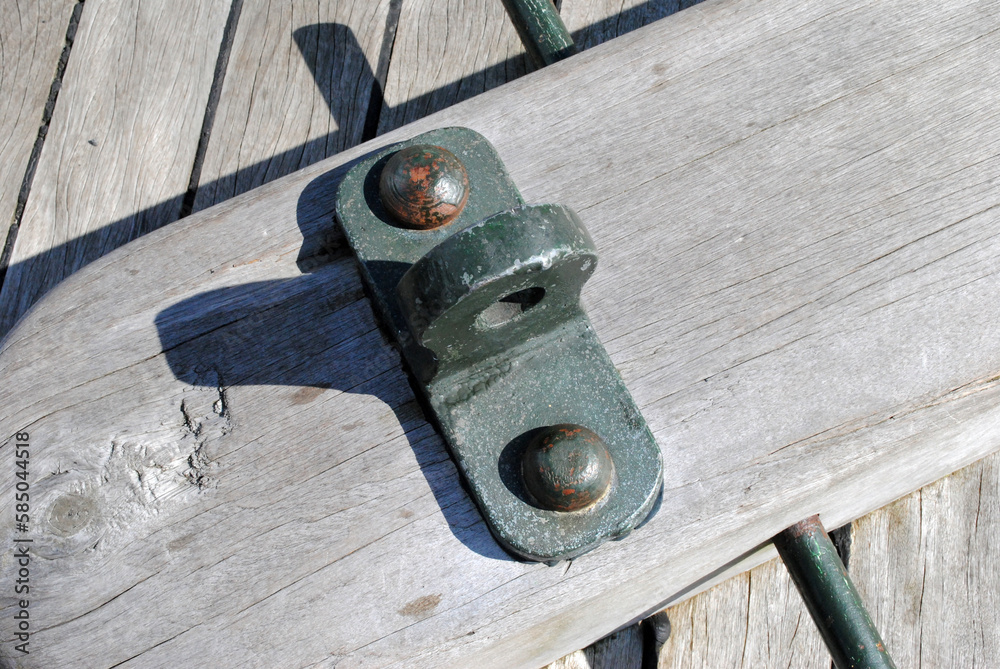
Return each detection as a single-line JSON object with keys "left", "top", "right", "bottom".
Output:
{"left": 335, "top": 127, "right": 662, "bottom": 561}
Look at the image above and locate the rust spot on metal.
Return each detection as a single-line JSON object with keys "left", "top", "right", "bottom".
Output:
{"left": 784, "top": 514, "right": 824, "bottom": 540}
{"left": 379, "top": 145, "right": 469, "bottom": 230}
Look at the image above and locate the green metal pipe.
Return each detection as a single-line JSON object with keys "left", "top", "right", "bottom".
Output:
{"left": 499, "top": 0, "right": 577, "bottom": 67}
{"left": 774, "top": 516, "right": 896, "bottom": 669}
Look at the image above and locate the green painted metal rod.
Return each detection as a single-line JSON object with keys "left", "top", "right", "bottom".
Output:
{"left": 499, "top": 0, "right": 577, "bottom": 67}
{"left": 774, "top": 516, "right": 897, "bottom": 669}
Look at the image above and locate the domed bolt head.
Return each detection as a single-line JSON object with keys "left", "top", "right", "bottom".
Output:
{"left": 378, "top": 145, "right": 469, "bottom": 230}
{"left": 521, "top": 424, "right": 615, "bottom": 512}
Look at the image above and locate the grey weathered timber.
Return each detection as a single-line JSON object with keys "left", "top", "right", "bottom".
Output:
{"left": 190, "top": 0, "right": 393, "bottom": 213}
{"left": 376, "top": 0, "right": 528, "bottom": 135}
{"left": 560, "top": 1, "right": 1000, "bottom": 664}
{"left": 0, "top": 0, "right": 77, "bottom": 230}
{"left": 547, "top": 624, "right": 645, "bottom": 669}
{"left": 3, "top": 0, "right": 1000, "bottom": 667}
{"left": 658, "top": 557, "right": 829, "bottom": 668}
{"left": 849, "top": 453, "right": 1000, "bottom": 668}
{"left": 561, "top": 0, "right": 685, "bottom": 50}
{"left": 0, "top": 0, "right": 232, "bottom": 336}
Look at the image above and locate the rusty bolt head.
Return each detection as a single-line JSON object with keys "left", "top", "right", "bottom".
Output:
{"left": 521, "top": 424, "right": 615, "bottom": 512}
{"left": 378, "top": 145, "right": 470, "bottom": 230}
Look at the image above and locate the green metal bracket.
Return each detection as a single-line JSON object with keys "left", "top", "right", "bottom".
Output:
{"left": 335, "top": 127, "right": 662, "bottom": 561}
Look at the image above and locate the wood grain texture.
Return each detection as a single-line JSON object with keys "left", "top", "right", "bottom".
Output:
{"left": 190, "top": 0, "right": 393, "bottom": 212}
{"left": 2, "top": 0, "right": 1000, "bottom": 667}
{"left": 546, "top": 626, "right": 643, "bottom": 669}
{"left": 657, "top": 557, "right": 829, "bottom": 668}
{"left": 0, "top": 0, "right": 76, "bottom": 229}
{"left": 0, "top": 0, "right": 232, "bottom": 336}
{"left": 562, "top": 0, "right": 683, "bottom": 50}
{"left": 848, "top": 452, "right": 1000, "bottom": 668}
{"left": 550, "top": 3, "right": 718, "bottom": 666}
{"left": 376, "top": 0, "right": 529, "bottom": 135}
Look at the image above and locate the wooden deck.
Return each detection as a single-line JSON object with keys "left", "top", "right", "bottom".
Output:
{"left": 2, "top": 0, "right": 998, "bottom": 666}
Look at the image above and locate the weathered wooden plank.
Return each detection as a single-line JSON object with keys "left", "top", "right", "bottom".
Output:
{"left": 0, "top": 0, "right": 232, "bottom": 336}
{"left": 559, "top": 2, "right": 1000, "bottom": 666}
{"left": 562, "top": 0, "right": 682, "bottom": 50}
{"left": 546, "top": 625, "right": 644, "bottom": 669}
{"left": 657, "top": 557, "right": 829, "bottom": 668}
{"left": 551, "top": 3, "right": 710, "bottom": 665}
{"left": 376, "top": 0, "right": 528, "bottom": 135}
{"left": 848, "top": 452, "right": 1000, "bottom": 667}
{"left": 2, "top": 0, "right": 1000, "bottom": 667}
{"left": 190, "top": 0, "right": 394, "bottom": 213}
{"left": 0, "top": 1, "right": 77, "bottom": 236}
{"left": 565, "top": 0, "right": 1000, "bottom": 662}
